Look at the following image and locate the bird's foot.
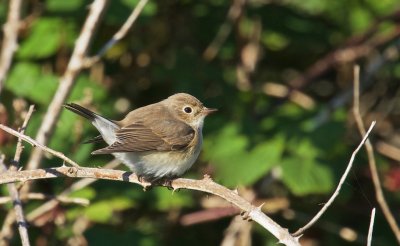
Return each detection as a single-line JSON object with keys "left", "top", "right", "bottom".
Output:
{"left": 240, "top": 210, "right": 252, "bottom": 222}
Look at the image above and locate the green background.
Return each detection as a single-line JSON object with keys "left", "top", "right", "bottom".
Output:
{"left": 1, "top": 0, "right": 400, "bottom": 245}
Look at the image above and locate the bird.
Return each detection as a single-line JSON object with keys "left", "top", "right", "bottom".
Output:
{"left": 63, "top": 93, "right": 216, "bottom": 182}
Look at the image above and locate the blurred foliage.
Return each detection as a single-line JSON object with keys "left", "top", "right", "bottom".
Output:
{"left": 1, "top": 0, "right": 400, "bottom": 245}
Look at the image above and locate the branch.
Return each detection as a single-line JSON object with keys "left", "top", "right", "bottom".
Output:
{"left": 0, "top": 157, "right": 30, "bottom": 246}
{"left": 0, "top": 124, "right": 298, "bottom": 245}
{"left": 292, "top": 121, "right": 376, "bottom": 236}
{"left": 0, "top": 167, "right": 300, "bottom": 245}
{"left": 0, "top": 193, "right": 89, "bottom": 206}
{"left": 11, "top": 105, "right": 35, "bottom": 171}
{"left": 352, "top": 65, "right": 400, "bottom": 243}
{"left": 84, "top": 0, "right": 149, "bottom": 67}
{"left": 288, "top": 25, "right": 400, "bottom": 89}
{"left": 25, "top": 0, "right": 108, "bottom": 173}
{"left": 0, "top": 105, "right": 34, "bottom": 246}
{"left": 367, "top": 208, "right": 376, "bottom": 246}
{"left": 26, "top": 159, "right": 120, "bottom": 222}
{"left": 0, "top": 124, "right": 80, "bottom": 168}
{"left": 202, "top": 0, "right": 246, "bottom": 61}
{"left": 0, "top": 0, "right": 23, "bottom": 94}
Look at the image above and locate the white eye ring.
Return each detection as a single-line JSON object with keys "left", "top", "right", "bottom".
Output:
{"left": 183, "top": 106, "right": 193, "bottom": 114}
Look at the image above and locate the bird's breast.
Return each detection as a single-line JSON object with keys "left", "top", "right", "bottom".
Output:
{"left": 114, "top": 131, "right": 203, "bottom": 179}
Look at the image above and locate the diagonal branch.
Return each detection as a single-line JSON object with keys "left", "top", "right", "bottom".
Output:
{"left": 0, "top": 124, "right": 80, "bottom": 168}
{"left": 202, "top": 0, "right": 246, "bottom": 61}
{"left": 84, "top": 0, "right": 149, "bottom": 67}
{"left": 25, "top": 0, "right": 108, "bottom": 174}
{"left": 0, "top": 157, "right": 30, "bottom": 246}
{"left": 0, "top": 105, "right": 34, "bottom": 246}
{"left": 0, "top": 0, "right": 23, "bottom": 95}
{"left": 352, "top": 65, "right": 400, "bottom": 243}
{"left": 0, "top": 122, "right": 300, "bottom": 245}
{"left": 367, "top": 208, "right": 376, "bottom": 246}
{"left": 292, "top": 121, "right": 376, "bottom": 236}
{"left": 26, "top": 159, "right": 120, "bottom": 222}
{"left": 0, "top": 167, "right": 300, "bottom": 246}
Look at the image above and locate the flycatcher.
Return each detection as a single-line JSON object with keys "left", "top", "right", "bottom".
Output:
{"left": 64, "top": 93, "right": 216, "bottom": 181}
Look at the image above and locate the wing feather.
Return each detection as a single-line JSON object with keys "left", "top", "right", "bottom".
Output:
{"left": 92, "top": 118, "right": 195, "bottom": 154}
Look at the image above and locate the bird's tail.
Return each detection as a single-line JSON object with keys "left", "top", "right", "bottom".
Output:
{"left": 63, "top": 103, "right": 119, "bottom": 146}
{"left": 63, "top": 103, "right": 98, "bottom": 121}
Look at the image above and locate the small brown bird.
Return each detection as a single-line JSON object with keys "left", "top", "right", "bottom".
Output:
{"left": 64, "top": 93, "right": 216, "bottom": 181}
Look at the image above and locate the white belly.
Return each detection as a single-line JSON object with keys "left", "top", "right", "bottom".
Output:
{"left": 113, "top": 143, "right": 201, "bottom": 179}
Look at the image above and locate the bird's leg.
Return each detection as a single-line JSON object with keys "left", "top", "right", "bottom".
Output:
{"left": 137, "top": 175, "right": 153, "bottom": 191}
{"left": 153, "top": 176, "right": 177, "bottom": 191}
{"left": 240, "top": 210, "right": 252, "bottom": 222}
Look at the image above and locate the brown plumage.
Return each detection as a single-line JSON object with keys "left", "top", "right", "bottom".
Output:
{"left": 64, "top": 93, "right": 216, "bottom": 180}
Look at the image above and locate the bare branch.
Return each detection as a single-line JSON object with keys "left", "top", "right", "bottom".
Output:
{"left": 25, "top": 0, "right": 108, "bottom": 173}
{"left": 10, "top": 105, "right": 35, "bottom": 171}
{"left": 84, "top": 0, "right": 149, "bottom": 67}
{"left": 0, "top": 156, "right": 30, "bottom": 246}
{"left": 0, "top": 105, "right": 34, "bottom": 246}
{"left": 292, "top": 121, "right": 376, "bottom": 237}
{"left": 352, "top": 65, "right": 400, "bottom": 243}
{"left": 27, "top": 159, "right": 120, "bottom": 222}
{"left": 367, "top": 208, "right": 376, "bottom": 246}
{"left": 0, "top": 166, "right": 299, "bottom": 245}
{"left": 0, "top": 124, "right": 80, "bottom": 168}
{"left": 221, "top": 216, "right": 252, "bottom": 246}
{"left": 0, "top": 0, "right": 23, "bottom": 94}
{"left": 0, "top": 211, "right": 16, "bottom": 244}
{"left": 203, "top": 0, "right": 246, "bottom": 61}
{"left": 0, "top": 193, "right": 89, "bottom": 206}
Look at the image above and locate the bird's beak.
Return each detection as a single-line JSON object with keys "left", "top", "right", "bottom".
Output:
{"left": 203, "top": 107, "right": 218, "bottom": 115}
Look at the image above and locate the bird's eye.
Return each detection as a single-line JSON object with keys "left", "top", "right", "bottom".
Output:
{"left": 183, "top": 106, "right": 192, "bottom": 114}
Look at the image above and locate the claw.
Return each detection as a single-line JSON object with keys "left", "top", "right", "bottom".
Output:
{"left": 240, "top": 210, "right": 252, "bottom": 222}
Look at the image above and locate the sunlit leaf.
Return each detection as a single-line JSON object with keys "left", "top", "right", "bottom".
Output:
{"left": 5, "top": 62, "right": 58, "bottom": 104}
{"left": 18, "top": 18, "right": 63, "bottom": 58}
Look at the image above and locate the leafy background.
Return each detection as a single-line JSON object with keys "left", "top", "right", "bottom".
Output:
{"left": 1, "top": 0, "right": 400, "bottom": 245}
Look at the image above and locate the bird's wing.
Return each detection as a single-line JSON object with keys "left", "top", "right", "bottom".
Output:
{"left": 91, "top": 119, "right": 195, "bottom": 154}
{"left": 83, "top": 135, "right": 104, "bottom": 144}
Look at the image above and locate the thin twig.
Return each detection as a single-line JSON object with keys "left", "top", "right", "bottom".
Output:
{"left": 288, "top": 25, "right": 400, "bottom": 89}
{"left": 292, "top": 121, "right": 376, "bottom": 236}
{"left": 352, "top": 65, "right": 400, "bottom": 243}
{"left": 0, "top": 156, "right": 30, "bottom": 246}
{"left": 0, "top": 124, "right": 80, "bottom": 168}
{"left": 0, "top": 211, "right": 16, "bottom": 244}
{"left": 10, "top": 105, "right": 35, "bottom": 171}
{"left": 27, "top": 159, "right": 120, "bottom": 222}
{"left": 0, "top": 168, "right": 300, "bottom": 246}
{"left": 84, "top": 0, "right": 148, "bottom": 67}
{"left": 0, "top": 193, "right": 89, "bottom": 206}
{"left": 25, "top": 0, "right": 108, "bottom": 174}
{"left": 0, "top": 0, "right": 23, "bottom": 94}
{"left": 367, "top": 208, "right": 376, "bottom": 246}
{"left": 0, "top": 105, "right": 34, "bottom": 246}
{"left": 203, "top": 0, "right": 246, "bottom": 61}
{"left": 221, "top": 215, "right": 252, "bottom": 246}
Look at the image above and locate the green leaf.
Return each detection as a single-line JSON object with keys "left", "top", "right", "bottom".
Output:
{"left": 85, "top": 197, "right": 134, "bottom": 223}
{"left": 69, "top": 75, "right": 107, "bottom": 102}
{"left": 262, "top": 31, "right": 290, "bottom": 51}
{"left": 85, "top": 201, "right": 113, "bottom": 223}
{"left": 153, "top": 189, "right": 193, "bottom": 211}
{"left": 122, "top": 0, "right": 158, "bottom": 16}
{"left": 18, "top": 18, "right": 63, "bottom": 58}
{"left": 204, "top": 124, "right": 284, "bottom": 186}
{"left": 281, "top": 158, "right": 334, "bottom": 195}
{"left": 5, "top": 62, "right": 58, "bottom": 104}
{"left": 350, "top": 7, "right": 372, "bottom": 33}
{"left": 69, "top": 187, "right": 96, "bottom": 200}
{"left": 46, "top": 0, "right": 83, "bottom": 12}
